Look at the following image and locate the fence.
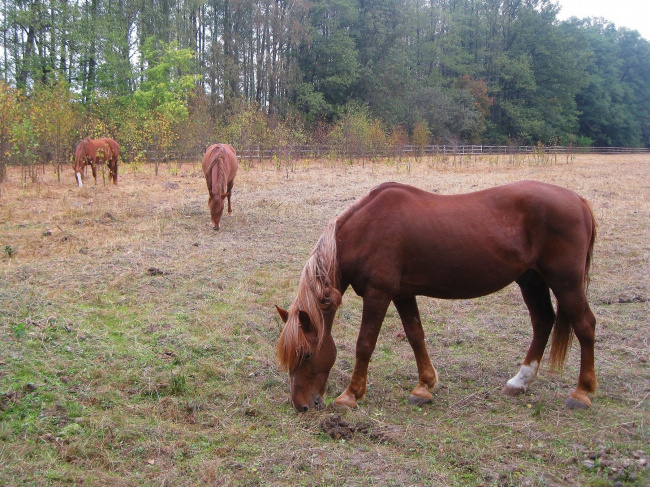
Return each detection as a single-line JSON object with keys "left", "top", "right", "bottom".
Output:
{"left": 117, "top": 144, "right": 650, "bottom": 163}
{"left": 233, "top": 144, "right": 650, "bottom": 161}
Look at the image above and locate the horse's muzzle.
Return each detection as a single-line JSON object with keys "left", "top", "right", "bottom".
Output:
{"left": 293, "top": 394, "right": 325, "bottom": 412}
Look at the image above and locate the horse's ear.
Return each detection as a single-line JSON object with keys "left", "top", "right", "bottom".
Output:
{"left": 297, "top": 310, "right": 315, "bottom": 335}
{"left": 275, "top": 305, "right": 289, "bottom": 323}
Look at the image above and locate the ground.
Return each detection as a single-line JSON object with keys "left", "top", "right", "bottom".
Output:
{"left": 1, "top": 153, "right": 648, "bottom": 486}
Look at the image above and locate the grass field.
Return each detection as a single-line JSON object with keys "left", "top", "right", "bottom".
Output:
{"left": 1, "top": 154, "right": 648, "bottom": 486}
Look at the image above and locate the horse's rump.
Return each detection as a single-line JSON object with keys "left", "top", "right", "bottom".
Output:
{"left": 202, "top": 144, "right": 238, "bottom": 196}
{"left": 201, "top": 143, "right": 239, "bottom": 230}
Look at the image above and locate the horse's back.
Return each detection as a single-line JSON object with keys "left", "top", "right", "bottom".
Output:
{"left": 222, "top": 144, "right": 238, "bottom": 182}
{"left": 101, "top": 138, "right": 120, "bottom": 158}
{"left": 346, "top": 180, "right": 588, "bottom": 232}
{"left": 336, "top": 181, "right": 593, "bottom": 299}
{"left": 202, "top": 144, "right": 238, "bottom": 182}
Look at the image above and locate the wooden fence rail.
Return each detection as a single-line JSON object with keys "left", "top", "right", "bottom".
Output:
{"left": 144, "top": 144, "right": 650, "bottom": 162}
{"left": 235, "top": 144, "right": 650, "bottom": 160}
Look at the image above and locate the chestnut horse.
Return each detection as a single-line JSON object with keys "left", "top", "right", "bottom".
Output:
{"left": 277, "top": 181, "right": 597, "bottom": 412}
{"left": 202, "top": 144, "right": 238, "bottom": 230}
{"left": 73, "top": 137, "right": 119, "bottom": 187}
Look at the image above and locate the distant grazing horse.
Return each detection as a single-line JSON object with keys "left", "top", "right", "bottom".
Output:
{"left": 73, "top": 137, "right": 119, "bottom": 187}
{"left": 202, "top": 144, "right": 238, "bottom": 230}
{"left": 277, "top": 181, "right": 597, "bottom": 412}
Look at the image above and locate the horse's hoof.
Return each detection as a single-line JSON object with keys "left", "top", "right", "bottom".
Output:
{"left": 408, "top": 394, "right": 433, "bottom": 406}
{"left": 565, "top": 395, "right": 591, "bottom": 409}
{"left": 334, "top": 393, "right": 358, "bottom": 409}
{"left": 501, "top": 385, "right": 525, "bottom": 397}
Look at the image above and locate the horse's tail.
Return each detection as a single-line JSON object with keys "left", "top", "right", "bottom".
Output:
{"left": 583, "top": 198, "right": 597, "bottom": 292}
{"left": 277, "top": 219, "right": 342, "bottom": 371}
{"left": 209, "top": 146, "right": 223, "bottom": 196}
{"left": 548, "top": 198, "right": 596, "bottom": 372}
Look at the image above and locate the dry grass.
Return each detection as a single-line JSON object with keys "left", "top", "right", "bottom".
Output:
{"left": 1, "top": 154, "right": 648, "bottom": 486}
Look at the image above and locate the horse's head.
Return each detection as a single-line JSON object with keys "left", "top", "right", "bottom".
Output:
{"left": 73, "top": 138, "right": 91, "bottom": 187}
{"left": 208, "top": 191, "right": 230, "bottom": 230}
{"left": 276, "top": 305, "right": 337, "bottom": 412}
{"left": 73, "top": 168, "right": 83, "bottom": 187}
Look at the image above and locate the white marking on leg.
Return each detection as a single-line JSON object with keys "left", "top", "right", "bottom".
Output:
{"left": 506, "top": 360, "right": 539, "bottom": 391}
{"left": 76, "top": 172, "right": 83, "bottom": 187}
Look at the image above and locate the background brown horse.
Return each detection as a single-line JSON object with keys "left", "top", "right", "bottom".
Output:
{"left": 73, "top": 137, "right": 119, "bottom": 187}
{"left": 277, "top": 180, "right": 597, "bottom": 412}
{"left": 202, "top": 143, "right": 238, "bottom": 230}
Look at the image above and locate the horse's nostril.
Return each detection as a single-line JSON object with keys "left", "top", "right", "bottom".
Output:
{"left": 300, "top": 405, "right": 309, "bottom": 412}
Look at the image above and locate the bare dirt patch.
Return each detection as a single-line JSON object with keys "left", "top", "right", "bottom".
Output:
{"left": 1, "top": 154, "right": 648, "bottom": 486}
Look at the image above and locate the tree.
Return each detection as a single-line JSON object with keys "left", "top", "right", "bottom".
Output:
{"left": 567, "top": 20, "right": 650, "bottom": 147}
{"left": 133, "top": 37, "right": 199, "bottom": 158}
{"left": 297, "top": 0, "right": 361, "bottom": 121}
{"left": 0, "top": 81, "right": 20, "bottom": 183}
{"left": 29, "top": 79, "right": 80, "bottom": 181}
{"left": 481, "top": 0, "right": 587, "bottom": 143}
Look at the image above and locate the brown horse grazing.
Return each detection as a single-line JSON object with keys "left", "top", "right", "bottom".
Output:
{"left": 73, "top": 137, "right": 119, "bottom": 187}
{"left": 276, "top": 181, "right": 597, "bottom": 412}
{"left": 202, "top": 143, "right": 238, "bottom": 230}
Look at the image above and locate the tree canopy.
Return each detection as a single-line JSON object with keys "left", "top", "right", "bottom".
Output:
{"left": 1, "top": 0, "right": 649, "bottom": 172}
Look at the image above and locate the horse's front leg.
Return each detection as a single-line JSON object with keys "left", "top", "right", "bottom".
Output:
{"left": 393, "top": 296, "right": 438, "bottom": 405}
{"left": 335, "top": 290, "right": 390, "bottom": 408}
{"left": 226, "top": 180, "right": 234, "bottom": 213}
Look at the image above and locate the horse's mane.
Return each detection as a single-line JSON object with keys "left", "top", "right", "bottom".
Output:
{"left": 207, "top": 145, "right": 227, "bottom": 195}
{"left": 277, "top": 219, "right": 342, "bottom": 371}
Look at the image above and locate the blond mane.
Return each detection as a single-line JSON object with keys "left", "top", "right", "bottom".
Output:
{"left": 277, "top": 220, "right": 341, "bottom": 371}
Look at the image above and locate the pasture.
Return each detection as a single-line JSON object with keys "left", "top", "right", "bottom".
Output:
{"left": 1, "top": 154, "right": 648, "bottom": 486}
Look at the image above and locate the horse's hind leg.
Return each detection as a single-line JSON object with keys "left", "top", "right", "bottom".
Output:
{"left": 393, "top": 296, "right": 438, "bottom": 405}
{"left": 110, "top": 158, "right": 118, "bottom": 185}
{"left": 553, "top": 289, "right": 597, "bottom": 409}
{"left": 503, "top": 270, "right": 556, "bottom": 397}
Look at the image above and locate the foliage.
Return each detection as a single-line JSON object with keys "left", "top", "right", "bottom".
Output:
{"left": 329, "top": 104, "right": 386, "bottom": 160}
{"left": 1, "top": 0, "right": 649, "bottom": 152}
{"left": 412, "top": 121, "right": 430, "bottom": 160}
{"left": 0, "top": 81, "right": 20, "bottom": 183}
{"left": 134, "top": 37, "right": 197, "bottom": 122}
{"left": 217, "top": 102, "right": 270, "bottom": 154}
{"left": 29, "top": 80, "right": 80, "bottom": 177}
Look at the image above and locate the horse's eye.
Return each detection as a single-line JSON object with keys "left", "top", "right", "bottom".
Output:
{"left": 304, "top": 352, "right": 312, "bottom": 361}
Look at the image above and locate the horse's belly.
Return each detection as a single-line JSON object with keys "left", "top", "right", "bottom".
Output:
{"left": 399, "top": 258, "right": 522, "bottom": 299}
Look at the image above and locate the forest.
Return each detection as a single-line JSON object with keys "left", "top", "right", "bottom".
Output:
{"left": 1, "top": 0, "right": 650, "bottom": 180}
